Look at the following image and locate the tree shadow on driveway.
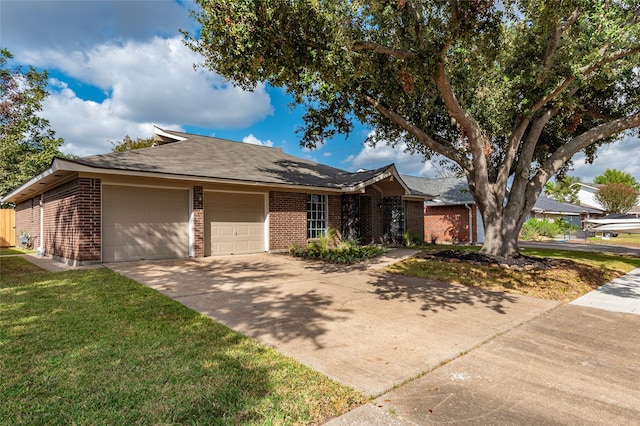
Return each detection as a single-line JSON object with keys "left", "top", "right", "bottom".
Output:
{"left": 108, "top": 256, "right": 354, "bottom": 350}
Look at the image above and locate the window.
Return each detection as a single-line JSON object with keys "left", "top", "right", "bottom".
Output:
{"left": 307, "top": 194, "right": 327, "bottom": 239}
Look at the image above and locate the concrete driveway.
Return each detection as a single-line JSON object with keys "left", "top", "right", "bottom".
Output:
{"left": 107, "top": 249, "right": 557, "bottom": 397}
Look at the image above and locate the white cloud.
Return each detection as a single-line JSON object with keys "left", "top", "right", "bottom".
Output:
{"left": 570, "top": 135, "right": 640, "bottom": 182}
{"left": 28, "top": 37, "right": 274, "bottom": 157}
{"left": 44, "top": 80, "right": 181, "bottom": 157}
{"left": 344, "top": 132, "right": 441, "bottom": 177}
{"left": 242, "top": 134, "right": 274, "bottom": 147}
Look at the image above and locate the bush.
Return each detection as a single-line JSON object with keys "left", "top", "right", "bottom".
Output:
{"left": 402, "top": 230, "right": 424, "bottom": 247}
{"left": 289, "top": 232, "right": 386, "bottom": 264}
{"left": 520, "top": 218, "right": 562, "bottom": 240}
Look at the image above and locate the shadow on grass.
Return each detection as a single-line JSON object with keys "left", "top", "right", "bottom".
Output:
{"left": 367, "top": 270, "right": 519, "bottom": 315}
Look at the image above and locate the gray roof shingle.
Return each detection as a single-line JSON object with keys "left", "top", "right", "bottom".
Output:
{"left": 71, "top": 129, "right": 395, "bottom": 190}
{"left": 402, "top": 175, "right": 474, "bottom": 205}
{"left": 533, "top": 195, "right": 603, "bottom": 215}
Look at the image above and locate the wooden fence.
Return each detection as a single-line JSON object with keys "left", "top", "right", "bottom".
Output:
{"left": 0, "top": 209, "right": 16, "bottom": 247}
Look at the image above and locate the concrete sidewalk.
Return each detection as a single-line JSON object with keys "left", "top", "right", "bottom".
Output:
{"left": 327, "top": 268, "right": 640, "bottom": 425}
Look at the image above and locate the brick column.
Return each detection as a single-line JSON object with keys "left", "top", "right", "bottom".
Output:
{"left": 193, "top": 186, "right": 204, "bottom": 257}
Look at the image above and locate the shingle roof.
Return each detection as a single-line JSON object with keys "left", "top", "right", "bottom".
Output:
{"left": 70, "top": 129, "right": 394, "bottom": 190}
{"left": 401, "top": 175, "right": 474, "bottom": 205}
{"left": 533, "top": 195, "right": 603, "bottom": 215}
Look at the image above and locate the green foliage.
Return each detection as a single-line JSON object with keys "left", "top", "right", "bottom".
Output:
{"left": 402, "top": 230, "right": 424, "bottom": 247}
{"left": 544, "top": 176, "right": 580, "bottom": 204}
{"left": 0, "top": 49, "right": 65, "bottom": 199}
{"left": 520, "top": 218, "right": 562, "bottom": 240}
{"left": 186, "top": 0, "right": 640, "bottom": 258}
{"left": 595, "top": 182, "right": 639, "bottom": 213}
{"left": 594, "top": 168, "right": 640, "bottom": 191}
{"left": 289, "top": 230, "right": 385, "bottom": 264}
{"left": 111, "top": 135, "right": 157, "bottom": 152}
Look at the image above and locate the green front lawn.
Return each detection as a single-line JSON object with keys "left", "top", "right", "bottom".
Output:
{"left": 0, "top": 258, "right": 364, "bottom": 425}
{"left": 588, "top": 233, "right": 640, "bottom": 247}
{"left": 0, "top": 247, "right": 34, "bottom": 256}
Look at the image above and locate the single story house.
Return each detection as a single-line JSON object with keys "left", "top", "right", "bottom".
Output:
{"left": 401, "top": 176, "right": 603, "bottom": 244}
{"left": 530, "top": 195, "right": 603, "bottom": 226}
{"left": 2, "top": 128, "right": 431, "bottom": 265}
{"left": 401, "top": 176, "right": 484, "bottom": 244}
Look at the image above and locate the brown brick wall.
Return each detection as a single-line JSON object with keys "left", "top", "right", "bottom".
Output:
{"left": 424, "top": 204, "right": 472, "bottom": 243}
{"left": 360, "top": 186, "right": 383, "bottom": 244}
{"left": 15, "top": 198, "right": 41, "bottom": 248}
{"left": 41, "top": 178, "right": 101, "bottom": 265}
{"left": 405, "top": 200, "right": 425, "bottom": 241}
{"left": 193, "top": 186, "right": 204, "bottom": 257}
{"left": 75, "top": 178, "right": 101, "bottom": 261}
{"left": 328, "top": 195, "right": 341, "bottom": 233}
{"left": 269, "top": 191, "right": 307, "bottom": 250}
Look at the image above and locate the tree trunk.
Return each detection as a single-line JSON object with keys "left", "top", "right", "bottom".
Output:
{"left": 478, "top": 212, "right": 522, "bottom": 258}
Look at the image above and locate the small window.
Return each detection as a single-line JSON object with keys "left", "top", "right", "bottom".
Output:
{"left": 307, "top": 194, "right": 327, "bottom": 239}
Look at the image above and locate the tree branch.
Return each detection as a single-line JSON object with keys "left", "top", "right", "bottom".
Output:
{"left": 434, "top": 58, "right": 490, "bottom": 200}
{"left": 544, "top": 111, "right": 640, "bottom": 178}
{"left": 579, "top": 46, "right": 640, "bottom": 75}
{"left": 350, "top": 42, "right": 416, "bottom": 60}
{"left": 360, "top": 93, "right": 470, "bottom": 169}
{"left": 496, "top": 117, "right": 530, "bottom": 195}
{"left": 541, "top": 9, "right": 581, "bottom": 74}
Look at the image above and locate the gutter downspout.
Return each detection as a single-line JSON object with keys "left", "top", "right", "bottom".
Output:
{"left": 38, "top": 194, "right": 44, "bottom": 256}
{"left": 465, "top": 203, "right": 473, "bottom": 244}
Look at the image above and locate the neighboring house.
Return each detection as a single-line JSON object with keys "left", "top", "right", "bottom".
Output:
{"left": 402, "top": 176, "right": 603, "bottom": 245}
{"left": 2, "top": 127, "right": 431, "bottom": 265}
{"left": 530, "top": 195, "right": 603, "bottom": 227}
{"left": 575, "top": 182, "right": 640, "bottom": 216}
{"left": 402, "top": 176, "right": 484, "bottom": 244}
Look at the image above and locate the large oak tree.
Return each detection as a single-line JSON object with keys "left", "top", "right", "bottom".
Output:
{"left": 184, "top": 0, "right": 640, "bottom": 257}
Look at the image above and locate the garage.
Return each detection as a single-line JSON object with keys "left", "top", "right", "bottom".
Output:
{"left": 102, "top": 185, "right": 190, "bottom": 262}
{"left": 204, "top": 191, "right": 266, "bottom": 256}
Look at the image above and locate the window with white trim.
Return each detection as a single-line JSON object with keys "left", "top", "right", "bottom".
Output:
{"left": 307, "top": 194, "right": 327, "bottom": 239}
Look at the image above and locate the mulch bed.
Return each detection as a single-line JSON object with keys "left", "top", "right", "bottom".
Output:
{"left": 417, "top": 249, "right": 571, "bottom": 271}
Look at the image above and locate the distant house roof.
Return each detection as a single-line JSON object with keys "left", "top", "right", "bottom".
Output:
{"left": 401, "top": 176, "right": 474, "bottom": 206}
{"left": 2, "top": 128, "right": 430, "bottom": 203}
{"left": 532, "top": 195, "right": 603, "bottom": 215}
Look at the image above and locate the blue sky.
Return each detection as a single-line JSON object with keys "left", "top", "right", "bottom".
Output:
{"left": 1, "top": 0, "right": 638, "bottom": 182}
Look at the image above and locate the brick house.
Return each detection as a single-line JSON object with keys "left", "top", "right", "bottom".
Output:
{"left": 3, "top": 127, "right": 431, "bottom": 265}
{"left": 402, "top": 176, "right": 484, "bottom": 244}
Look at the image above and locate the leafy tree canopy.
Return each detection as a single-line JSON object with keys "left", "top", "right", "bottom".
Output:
{"left": 593, "top": 168, "right": 640, "bottom": 190}
{"left": 544, "top": 175, "right": 580, "bottom": 204}
{"left": 111, "top": 135, "right": 157, "bottom": 152}
{"left": 185, "top": 0, "right": 640, "bottom": 257}
{"left": 595, "top": 182, "right": 639, "bottom": 213}
{"left": 1, "top": 49, "right": 65, "bottom": 199}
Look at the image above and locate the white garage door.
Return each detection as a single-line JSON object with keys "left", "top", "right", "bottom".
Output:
{"left": 103, "top": 186, "right": 189, "bottom": 262}
{"left": 205, "top": 192, "right": 265, "bottom": 256}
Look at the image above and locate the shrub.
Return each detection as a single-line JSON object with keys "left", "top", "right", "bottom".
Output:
{"left": 402, "top": 230, "right": 424, "bottom": 247}
{"left": 520, "top": 218, "right": 561, "bottom": 240}
{"left": 289, "top": 232, "right": 385, "bottom": 264}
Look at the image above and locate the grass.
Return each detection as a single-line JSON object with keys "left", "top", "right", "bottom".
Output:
{"left": 0, "top": 246, "right": 34, "bottom": 255}
{"left": 0, "top": 257, "right": 365, "bottom": 425}
{"left": 587, "top": 233, "right": 640, "bottom": 247}
{"left": 386, "top": 245, "right": 640, "bottom": 303}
